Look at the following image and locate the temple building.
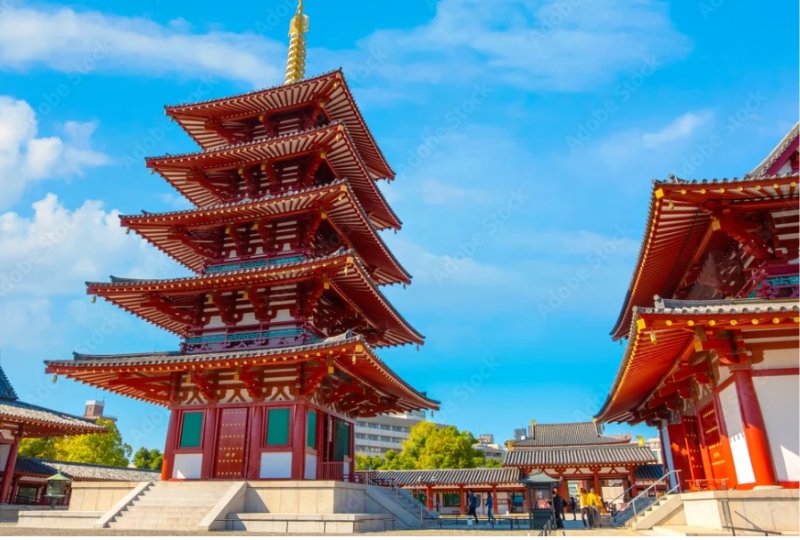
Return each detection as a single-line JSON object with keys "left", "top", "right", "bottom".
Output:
{"left": 43, "top": 0, "right": 437, "bottom": 483}
{"left": 597, "top": 123, "right": 799, "bottom": 491}
{"left": 0, "top": 366, "right": 106, "bottom": 504}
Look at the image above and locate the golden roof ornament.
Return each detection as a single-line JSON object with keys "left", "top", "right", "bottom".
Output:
{"left": 284, "top": 0, "right": 309, "bottom": 84}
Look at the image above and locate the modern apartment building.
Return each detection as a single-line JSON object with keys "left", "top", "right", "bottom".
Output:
{"left": 355, "top": 411, "right": 429, "bottom": 457}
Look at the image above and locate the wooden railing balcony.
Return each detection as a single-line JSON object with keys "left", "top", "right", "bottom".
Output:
{"left": 320, "top": 461, "right": 348, "bottom": 482}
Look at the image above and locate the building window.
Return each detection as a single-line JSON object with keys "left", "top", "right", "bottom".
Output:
{"left": 443, "top": 493, "right": 461, "bottom": 507}
{"left": 266, "top": 408, "right": 290, "bottom": 446}
{"left": 179, "top": 411, "right": 203, "bottom": 448}
{"left": 355, "top": 433, "right": 367, "bottom": 439}
{"left": 306, "top": 410, "right": 317, "bottom": 448}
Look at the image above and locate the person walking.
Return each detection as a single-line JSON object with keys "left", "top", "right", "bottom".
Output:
{"left": 552, "top": 490, "right": 566, "bottom": 529}
{"left": 484, "top": 493, "right": 496, "bottom": 525}
{"left": 588, "top": 488, "right": 602, "bottom": 528}
{"left": 467, "top": 489, "right": 479, "bottom": 525}
{"left": 570, "top": 495, "right": 578, "bottom": 521}
{"left": 578, "top": 488, "right": 591, "bottom": 529}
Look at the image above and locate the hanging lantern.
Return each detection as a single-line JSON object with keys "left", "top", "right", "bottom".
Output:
{"left": 91, "top": 295, "right": 97, "bottom": 304}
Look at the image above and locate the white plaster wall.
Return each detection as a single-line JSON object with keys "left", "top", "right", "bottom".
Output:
{"left": 754, "top": 348, "right": 799, "bottom": 370}
{"left": 271, "top": 309, "right": 294, "bottom": 323}
{"left": 260, "top": 452, "right": 292, "bottom": 479}
{"left": 239, "top": 312, "right": 257, "bottom": 326}
{"left": 719, "top": 383, "right": 756, "bottom": 484}
{"left": 173, "top": 453, "right": 203, "bottom": 479}
{"left": 305, "top": 454, "right": 317, "bottom": 480}
{"left": 753, "top": 374, "right": 800, "bottom": 482}
{"left": 0, "top": 444, "right": 9, "bottom": 472}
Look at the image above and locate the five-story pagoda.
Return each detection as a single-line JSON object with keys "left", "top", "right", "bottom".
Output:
{"left": 45, "top": 1, "right": 438, "bottom": 482}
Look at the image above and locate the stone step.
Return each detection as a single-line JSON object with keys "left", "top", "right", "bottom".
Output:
{"left": 112, "top": 516, "right": 203, "bottom": 527}
{"left": 120, "top": 509, "right": 210, "bottom": 519}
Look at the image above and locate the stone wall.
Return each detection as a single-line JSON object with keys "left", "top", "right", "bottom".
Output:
{"left": 244, "top": 480, "right": 366, "bottom": 514}
{"left": 67, "top": 482, "right": 144, "bottom": 512}
{"left": 682, "top": 489, "right": 799, "bottom": 532}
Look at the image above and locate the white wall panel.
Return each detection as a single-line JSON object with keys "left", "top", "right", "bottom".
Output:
{"left": 260, "top": 452, "right": 292, "bottom": 479}
{"left": 753, "top": 374, "right": 800, "bottom": 482}
{"left": 719, "top": 383, "right": 756, "bottom": 484}
{"left": 173, "top": 453, "right": 203, "bottom": 479}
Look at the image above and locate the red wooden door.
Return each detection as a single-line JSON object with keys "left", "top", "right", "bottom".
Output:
{"left": 214, "top": 408, "right": 248, "bottom": 479}
{"left": 682, "top": 416, "right": 706, "bottom": 483}
{"left": 698, "top": 403, "right": 728, "bottom": 481}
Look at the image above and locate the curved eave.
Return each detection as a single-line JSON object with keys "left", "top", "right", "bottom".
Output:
{"left": 146, "top": 122, "right": 400, "bottom": 230}
{"left": 164, "top": 69, "right": 395, "bottom": 180}
{"left": 610, "top": 174, "right": 799, "bottom": 340}
{"left": 85, "top": 251, "right": 424, "bottom": 347}
{"left": 45, "top": 335, "right": 437, "bottom": 411}
{"left": 599, "top": 299, "right": 800, "bottom": 423}
{"left": 121, "top": 180, "right": 411, "bottom": 285}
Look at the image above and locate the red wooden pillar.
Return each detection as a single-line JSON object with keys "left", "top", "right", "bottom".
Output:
{"left": 0, "top": 431, "right": 21, "bottom": 504}
{"left": 161, "top": 409, "right": 179, "bottom": 481}
{"left": 523, "top": 486, "right": 529, "bottom": 512}
{"left": 247, "top": 406, "right": 264, "bottom": 479}
{"left": 734, "top": 369, "right": 778, "bottom": 486}
{"left": 628, "top": 469, "right": 638, "bottom": 498}
{"left": 492, "top": 485, "right": 498, "bottom": 513}
{"left": 426, "top": 485, "right": 433, "bottom": 510}
{"left": 712, "top": 387, "right": 738, "bottom": 487}
{"left": 200, "top": 407, "right": 217, "bottom": 479}
{"left": 291, "top": 403, "right": 307, "bottom": 480}
{"left": 459, "top": 485, "right": 465, "bottom": 514}
{"left": 592, "top": 469, "right": 601, "bottom": 496}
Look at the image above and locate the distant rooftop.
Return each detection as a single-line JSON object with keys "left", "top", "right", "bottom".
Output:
{"left": 514, "top": 421, "right": 630, "bottom": 447}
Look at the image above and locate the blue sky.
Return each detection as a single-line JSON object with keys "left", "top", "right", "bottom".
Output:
{"left": 0, "top": 0, "right": 797, "bottom": 453}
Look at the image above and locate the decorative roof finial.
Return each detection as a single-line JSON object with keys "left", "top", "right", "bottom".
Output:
{"left": 284, "top": 0, "right": 309, "bottom": 84}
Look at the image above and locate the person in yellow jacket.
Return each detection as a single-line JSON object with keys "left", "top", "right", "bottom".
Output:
{"left": 578, "top": 488, "right": 592, "bottom": 529}
{"left": 587, "top": 488, "right": 602, "bottom": 528}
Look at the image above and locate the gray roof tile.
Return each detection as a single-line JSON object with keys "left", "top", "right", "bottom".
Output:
{"left": 503, "top": 445, "right": 656, "bottom": 466}
{"left": 513, "top": 422, "right": 630, "bottom": 447}
{"left": 361, "top": 468, "right": 521, "bottom": 486}
{"left": 16, "top": 457, "right": 160, "bottom": 482}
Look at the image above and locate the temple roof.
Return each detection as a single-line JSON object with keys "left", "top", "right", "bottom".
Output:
{"left": 0, "top": 365, "right": 105, "bottom": 437}
{"left": 513, "top": 422, "right": 630, "bottom": 447}
{"left": 146, "top": 122, "right": 400, "bottom": 230}
{"left": 164, "top": 69, "right": 394, "bottom": 180}
{"left": 120, "top": 179, "right": 411, "bottom": 284}
{"left": 15, "top": 457, "right": 160, "bottom": 482}
{"left": 363, "top": 468, "right": 521, "bottom": 487}
{"left": 610, "top": 173, "right": 799, "bottom": 340}
{"left": 45, "top": 332, "right": 439, "bottom": 411}
{"left": 86, "top": 251, "right": 423, "bottom": 347}
{"left": 634, "top": 464, "right": 665, "bottom": 481}
{"left": 503, "top": 445, "right": 657, "bottom": 467}
{"left": 748, "top": 122, "right": 799, "bottom": 178}
{"left": 598, "top": 297, "right": 799, "bottom": 423}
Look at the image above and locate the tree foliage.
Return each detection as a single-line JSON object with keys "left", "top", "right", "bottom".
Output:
{"left": 355, "top": 421, "right": 490, "bottom": 470}
{"left": 133, "top": 447, "right": 164, "bottom": 470}
{"left": 19, "top": 419, "right": 132, "bottom": 467}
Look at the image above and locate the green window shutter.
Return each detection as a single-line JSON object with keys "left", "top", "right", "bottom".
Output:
{"left": 334, "top": 419, "right": 350, "bottom": 461}
{"left": 444, "top": 493, "right": 460, "bottom": 506}
{"left": 179, "top": 411, "right": 203, "bottom": 448}
{"left": 266, "top": 408, "right": 290, "bottom": 446}
{"left": 306, "top": 410, "right": 317, "bottom": 448}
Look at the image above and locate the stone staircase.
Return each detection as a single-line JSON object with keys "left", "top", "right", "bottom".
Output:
{"left": 629, "top": 494, "right": 683, "bottom": 530}
{"left": 365, "top": 484, "right": 438, "bottom": 529}
{"left": 612, "top": 496, "right": 656, "bottom": 526}
{"left": 107, "top": 481, "right": 235, "bottom": 530}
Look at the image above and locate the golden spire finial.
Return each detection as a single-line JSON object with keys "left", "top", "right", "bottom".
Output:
{"left": 285, "top": 0, "right": 309, "bottom": 84}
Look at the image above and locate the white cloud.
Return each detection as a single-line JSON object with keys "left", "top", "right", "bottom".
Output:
{"left": 0, "top": 96, "right": 109, "bottom": 209}
{"left": 341, "top": 0, "right": 691, "bottom": 91}
{"left": 0, "top": 193, "right": 181, "bottom": 299}
{"left": 642, "top": 112, "right": 713, "bottom": 148}
{"left": 0, "top": 4, "right": 284, "bottom": 86}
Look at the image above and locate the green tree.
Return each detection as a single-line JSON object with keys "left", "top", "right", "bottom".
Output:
{"left": 486, "top": 458, "right": 503, "bottom": 468}
{"left": 355, "top": 454, "right": 385, "bottom": 471}
{"left": 133, "top": 447, "right": 164, "bottom": 470}
{"left": 415, "top": 425, "right": 486, "bottom": 469}
{"left": 54, "top": 419, "right": 132, "bottom": 467}
{"left": 19, "top": 436, "right": 58, "bottom": 460}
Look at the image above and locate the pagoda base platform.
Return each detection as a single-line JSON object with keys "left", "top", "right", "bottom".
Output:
{"left": 15, "top": 479, "right": 432, "bottom": 531}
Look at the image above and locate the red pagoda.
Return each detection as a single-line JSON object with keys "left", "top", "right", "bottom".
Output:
{"left": 45, "top": 1, "right": 437, "bottom": 482}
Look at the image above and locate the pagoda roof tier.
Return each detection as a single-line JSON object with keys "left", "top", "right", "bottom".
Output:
{"left": 610, "top": 173, "right": 799, "bottom": 340}
{"left": 86, "top": 251, "right": 424, "bottom": 347}
{"left": 164, "top": 69, "right": 394, "bottom": 180}
{"left": 503, "top": 445, "right": 656, "bottom": 467}
{"left": 146, "top": 122, "right": 400, "bottom": 230}
{"left": 120, "top": 180, "right": 410, "bottom": 285}
{"left": 598, "top": 297, "right": 800, "bottom": 424}
{"left": 44, "top": 332, "right": 439, "bottom": 412}
{"left": 513, "top": 422, "right": 631, "bottom": 447}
